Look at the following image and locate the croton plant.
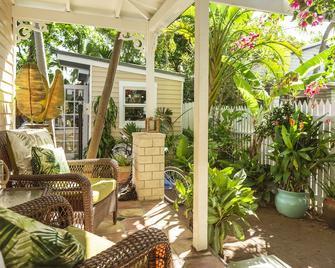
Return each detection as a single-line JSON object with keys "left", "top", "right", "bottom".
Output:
{"left": 289, "top": 0, "right": 335, "bottom": 28}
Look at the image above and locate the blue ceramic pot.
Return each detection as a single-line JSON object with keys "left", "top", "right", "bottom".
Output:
{"left": 275, "top": 189, "right": 308, "bottom": 218}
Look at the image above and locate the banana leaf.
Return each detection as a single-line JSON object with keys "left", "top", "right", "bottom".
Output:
{"left": 16, "top": 63, "right": 64, "bottom": 123}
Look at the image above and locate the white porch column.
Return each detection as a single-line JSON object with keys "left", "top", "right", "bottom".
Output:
{"left": 193, "top": 0, "right": 209, "bottom": 251}
{"left": 145, "top": 28, "right": 157, "bottom": 118}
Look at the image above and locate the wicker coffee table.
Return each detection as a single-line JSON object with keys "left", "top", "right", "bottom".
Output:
{"left": 0, "top": 187, "right": 50, "bottom": 208}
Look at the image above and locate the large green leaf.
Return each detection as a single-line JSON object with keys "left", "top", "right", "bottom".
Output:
{"left": 233, "top": 74, "right": 259, "bottom": 115}
{"left": 176, "top": 135, "right": 189, "bottom": 159}
{"left": 294, "top": 47, "right": 332, "bottom": 77}
{"left": 232, "top": 221, "right": 245, "bottom": 240}
{"left": 281, "top": 126, "right": 293, "bottom": 150}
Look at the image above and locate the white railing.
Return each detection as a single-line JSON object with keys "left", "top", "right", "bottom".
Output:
{"left": 182, "top": 100, "right": 335, "bottom": 211}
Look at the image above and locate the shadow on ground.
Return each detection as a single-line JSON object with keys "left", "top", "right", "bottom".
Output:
{"left": 224, "top": 207, "right": 335, "bottom": 268}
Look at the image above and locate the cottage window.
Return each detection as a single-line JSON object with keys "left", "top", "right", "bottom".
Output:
{"left": 119, "top": 81, "right": 147, "bottom": 128}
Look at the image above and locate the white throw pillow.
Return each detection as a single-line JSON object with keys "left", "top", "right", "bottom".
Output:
{"left": 7, "top": 129, "right": 54, "bottom": 174}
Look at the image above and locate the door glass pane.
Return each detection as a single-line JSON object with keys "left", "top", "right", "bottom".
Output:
{"left": 55, "top": 117, "right": 64, "bottom": 127}
{"left": 125, "top": 107, "right": 146, "bottom": 121}
{"left": 75, "top": 90, "right": 84, "bottom": 101}
{"left": 65, "top": 115, "right": 73, "bottom": 127}
{"left": 125, "top": 89, "right": 146, "bottom": 104}
{"left": 65, "top": 102, "right": 74, "bottom": 114}
{"left": 66, "top": 90, "right": 74, "bottom": 101}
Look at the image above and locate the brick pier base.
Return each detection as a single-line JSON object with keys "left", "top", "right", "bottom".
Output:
{"left": 132, "top": 132, "right": 165, "bottom": 200}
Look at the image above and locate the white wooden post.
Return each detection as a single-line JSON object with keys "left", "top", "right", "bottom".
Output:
{"left": 193, "top": 0, "right": 209, "bottom": 251}
{"left": 145, "top": 28, "right": 157, "bottom": 118}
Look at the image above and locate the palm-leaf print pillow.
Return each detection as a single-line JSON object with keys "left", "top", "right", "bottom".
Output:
{"left": 31, "top": 146, "right": 70, "bottom": 174}
{"left": 7, "top": 129, "right": 54, "bottom": 174}
{"left": 0, "top": 207, "right": 84, "bottom": 268}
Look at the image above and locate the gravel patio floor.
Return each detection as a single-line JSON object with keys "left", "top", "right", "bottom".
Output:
{"left": 224, "top": 207, "right": 335, "bottom": 268}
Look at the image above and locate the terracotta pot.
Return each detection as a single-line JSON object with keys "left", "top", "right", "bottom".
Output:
{"left": 323, "top": 197, "right": 335, "bottom": 229}
{"left": 118, "top": 166, "right": 131, "bottom": 184}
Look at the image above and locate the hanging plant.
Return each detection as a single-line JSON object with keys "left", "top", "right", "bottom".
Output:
{"left": 289, "top": 0, "right": 335, "bottom": 28}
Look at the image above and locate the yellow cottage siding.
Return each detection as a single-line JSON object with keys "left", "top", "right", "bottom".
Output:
{"left": 0, "top": 0, "right": 15, "bottom": 130}
{"left": 90, "top": 65, "right": 183, "bottom": 137}
{"left": 156, "top": 77, "right": 183, "bottom": 132}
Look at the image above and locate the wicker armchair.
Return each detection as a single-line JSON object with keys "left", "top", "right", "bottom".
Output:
{"left": 9, "top": 196, "right": 172, "bottom": 268}
{"left": 0, "top": 131, "right": 119, "bottom": 232}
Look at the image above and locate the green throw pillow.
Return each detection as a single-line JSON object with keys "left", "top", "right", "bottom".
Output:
{"left": 31, "top": 146, "right": 70, "bottom": 175}
{"left": 0, "top": 207, "right": 84, "bottom": 268}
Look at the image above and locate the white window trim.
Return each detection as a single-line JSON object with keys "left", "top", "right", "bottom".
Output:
{"left": 119, "top": 81, "right": 157, "bottom": 128}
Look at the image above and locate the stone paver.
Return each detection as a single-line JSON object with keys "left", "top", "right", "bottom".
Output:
{"left": 95, "top": 200, "right": 225, "bottom": 267}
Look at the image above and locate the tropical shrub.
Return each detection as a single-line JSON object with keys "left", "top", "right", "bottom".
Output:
{"left": 117, "top": 122, "right": 142, "bottom": 151}
{"left": 172, "top": 134, "right": 193, "bottom": 172}
{"left": 223, "top": 152, "right": 276, "bottom": 206}
{"left": 255, "top": 103, "right": 296, "bottom": 139}
{"left": 209, "top": 109, "right": 247, "bottom": 163}
{"left": 175, "top": 167, "right": 257, "bottom": 255}
{"left": 156, "top": 107, "right": 173, "bottom": 134}
{"left": 269, "top": 108, "right": 335, "bottom": 192}
{"left": 85, "top": 97, "right": 117, "bottom": 158}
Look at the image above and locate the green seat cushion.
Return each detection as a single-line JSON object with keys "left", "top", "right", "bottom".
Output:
{"left": 31, "top": 146, "right": 70, "bottom": 175}
{"left": 89, "top": 178, "right": 117, "bottom": 205}
{"left": 66, "top": 226, "right": 114, "bottom": 259}
{"left": 0, "top": 207, "right": 84, "bottom": 268}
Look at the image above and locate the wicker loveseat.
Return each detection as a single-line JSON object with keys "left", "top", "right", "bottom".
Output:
{"left": 8, "top": 195, "right": 171, "bottom": 268}
{"left": 0, "top": 130, "right": 118, "bottom": 232}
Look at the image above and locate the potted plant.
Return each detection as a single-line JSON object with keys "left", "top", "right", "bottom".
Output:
{"left": 269, "top": 108, "right": 335, "bottom": 218}
{"left": 114, "top": 154, "right": 132, "bottom": 184}
{"left": 319, "top": 179, "right": 335, "bottom": 229}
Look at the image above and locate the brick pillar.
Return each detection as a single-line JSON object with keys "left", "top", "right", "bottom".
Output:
{"left": 132, "top": 132, "right": 165, "bottom": 201}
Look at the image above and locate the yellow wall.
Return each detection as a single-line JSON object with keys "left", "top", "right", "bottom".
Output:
{"left": 91, "top": 66, "right": 183, "bottom": 136}
{"left": 0, "top": 0, "right": 15, "bottom": 130}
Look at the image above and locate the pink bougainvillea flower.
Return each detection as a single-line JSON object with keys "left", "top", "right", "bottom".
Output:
{"left": 304, "top": 81, "right": 325, "bottom": 98}
{"left": 305, "top": 0, "right": 313, "bottom": 7}
{"left": 290, "top": 0, "right": 300, "bottom": 9}
{"left": 235, "top": 32, "right": 259, "bottom": 49}
{"left": 298, "top": 11, "right": 310, "bottom": 19}
{"left": 312, "top": 20, "right": 319, "bottom": 26}
{"left": 299, "top": 20, "right": 309, "bottom": 28}
{"left": 249, "top": 32, "right": 260, "bottom": 39}
{"left": 317, "top": 15, "right": 324, "bottom": 22}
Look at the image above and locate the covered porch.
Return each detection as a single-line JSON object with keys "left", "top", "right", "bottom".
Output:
{"left": 2, "top": 0, "right": 292, "bottom": 250}
{"left": 2, "top": 0, "right": 333, "bottom": 267}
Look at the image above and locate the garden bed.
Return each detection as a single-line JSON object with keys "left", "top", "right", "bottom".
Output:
{"left": 224, "top": 207, "right": 335, "bottom": 268}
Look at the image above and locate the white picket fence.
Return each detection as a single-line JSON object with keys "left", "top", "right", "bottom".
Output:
{"left": 182, "top": 100, "right": 335, "bottom": 211}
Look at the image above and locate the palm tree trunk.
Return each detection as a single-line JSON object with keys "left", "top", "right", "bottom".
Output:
{"left": 33, "top": 24, "right": 57, "bottom": 145}
{"left": 86, "top": 32, "right": 124, "bottom": 159}
{"left": 312, "top": 22, "right": 335, "bottom": 75}
{"left": 319, "top": 22, "right": 335, "bottom": 53}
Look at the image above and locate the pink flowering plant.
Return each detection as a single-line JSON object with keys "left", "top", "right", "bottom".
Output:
{"left": 289, "top": 0, "right": 335, "bottom": 28}
{"left": 272, "top": 45, "right": 335, "bottom": 99}
{"left": 235, "top": 32, "right": 260, "bottom": 49}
